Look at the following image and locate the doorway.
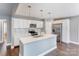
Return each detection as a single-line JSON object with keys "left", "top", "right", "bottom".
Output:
{"left": 0, "top": 20, "right": 7, "bottom": 55}
{"left": 0, "top": 20, "right": 7, "bottom": 42}
{"left": 52, "top": 23, "right": 62, "bottom": 43}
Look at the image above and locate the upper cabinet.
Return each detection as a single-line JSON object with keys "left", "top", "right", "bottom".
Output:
{"left": 13, "top": 18, "right": 31, "bottom": 28}
{"left": 30, "top": 20, "right": 43, "bottom": 28}
{"left": 36, "top": 21, "right": 43, "bottom": 28}
{"left": 12, "top": 18, "right": 43, "bottom": 28}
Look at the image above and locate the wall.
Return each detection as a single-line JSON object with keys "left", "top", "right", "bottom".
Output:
{"left": 62, "top": 19, "right": 70, "bottom": 43}
{"left": 53, "top": 16, "right": 79, "bottom": 44}
{"left": 0, "top": 16, "right": 11, "bottom": 44}
{"left": 0, "top": 16, "right": 11, "bottom": 55}
{"left": 53, "top": 19, "right": 70, "bottom": 43}
{"left": 44, "top": 19, "right": 53, "bottom": 34}
{"left": 7, "top": 17, "right": 12, "bottom": 44}
{"left": 70, "top": 16, "right": 79, "bottom": 43}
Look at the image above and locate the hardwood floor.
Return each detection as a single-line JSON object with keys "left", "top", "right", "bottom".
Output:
{"left": 5, "top": 42, "right": 79, "bottom": 56}
{"left": 6, "top": 46, "right": 19, "bottom": 56}
{"left": 45, "top": 42, "right": 79, "bottom": 56}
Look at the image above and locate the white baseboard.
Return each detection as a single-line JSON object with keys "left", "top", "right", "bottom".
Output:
{"left": 62, "top": 40, "right": 79, "bottom": 45}
{"left": 70, "top": 41, "right": 79, "bottom": 45}
{"left": 38, "top": 46, "right": 57, "bottom": 56}
{"left": 62, "top": 40, "right": 70, "bottom": 44}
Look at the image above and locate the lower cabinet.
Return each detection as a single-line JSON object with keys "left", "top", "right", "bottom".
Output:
{"left": 20, "top": 37, "right": 57, "bottom": 56}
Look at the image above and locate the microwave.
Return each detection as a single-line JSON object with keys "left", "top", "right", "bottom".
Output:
{"left": 30, "top": 24, "right": 36, "bottom": 28}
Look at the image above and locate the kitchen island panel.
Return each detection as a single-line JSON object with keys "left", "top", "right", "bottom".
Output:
{"left": 20, "top": 35, "right": 57, "bottom": 56}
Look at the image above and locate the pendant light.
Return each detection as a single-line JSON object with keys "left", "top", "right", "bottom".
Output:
{"left": 40, "top": 9, "right": 44, "bottom": 20}
{"left": 47, "top": 12, "right": 52, "bottom": 21}
{"left": 27, "top": 5, "right": 31, "bottom": 16}
{"left": 48, "top": 12, "right": 51, "bottom": 19}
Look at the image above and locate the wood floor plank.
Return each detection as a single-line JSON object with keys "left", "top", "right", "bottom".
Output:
{"left": 5, "top": 42, "right": 79, "bottom": 56}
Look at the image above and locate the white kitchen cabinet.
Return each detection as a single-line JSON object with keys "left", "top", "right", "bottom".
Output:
{"left": 12, "top": 18, "right": 43, "bottom": 46}
{"left": 30, "top": 20, "right": 43, "bottom": 28}
{"left": 13, "top": 18, "right": 31, "bottom": 28}
{"left": 23, "top": 20, "right": 27, "bottom": 28}
{"left": 19, "top": 20, "right": 23, "bottom": 28}
{"left": 13, "top": 19, "right": 19, "bottom": 28}
{"left": 13, "top": 18, "right": 43, "bottom": 28}
{"left": 13, "top": 18, "right": 22, "bottom": 28}
{"left": 36, "top": 21, "right": 43, "bottom": 28}
{"left": 23, "top": 20, "right": 31, "bottom": 28}
{"left": 36, "top": 20, "right": 43, "bottom": 28}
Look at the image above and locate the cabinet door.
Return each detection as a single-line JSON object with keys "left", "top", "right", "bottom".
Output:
{"left": 19, "top": 19, "right": 23, "bottom": 28}
{"left": 13, "top": 18, "right": 30, "bottom": 28}
{"left": 13, "top": 18, "right": 22, "bottom": 28}
{"left": 26, "top": 20, "right": 31, "bottom": 28}
{"left": 30, "top": 20, "right": 43, "bottom": 28}
{"left": 23, "top": 20, "right": 27, "bottom": 28}
{"left": 20, "top": 20, "right": 31, "bottom": 28}
{"left": 37, "top": 21, "right": 43, "bottom": 28}
{"left": 13, "top": 19, "right": 19, "bottom": 28}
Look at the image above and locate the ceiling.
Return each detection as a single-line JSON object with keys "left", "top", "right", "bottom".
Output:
{"left": 0, "top": 3, "right": 18, "bottom": 16}
{"left": 15, "top": 3, "right": 79, "bottom": 19}
{"left": 1, "top": 3, "right": 79, "bottom": 19}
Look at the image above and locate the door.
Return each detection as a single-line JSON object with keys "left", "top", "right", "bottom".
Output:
{"left": 0, "top": 20, "right": 7, "bottom": 43}
{"left": 0, "top": 21, "right": 3, "bottom": 43}
{"left": 52, "top": 24, "right": 62, "bottom": 43}
{"left": 0, "top": 20, "right": 7, "bottom": 55}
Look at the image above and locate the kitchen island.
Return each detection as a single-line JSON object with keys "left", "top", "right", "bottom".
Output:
{"left": 19, "top": 34, "right": 57, "bottom": 56}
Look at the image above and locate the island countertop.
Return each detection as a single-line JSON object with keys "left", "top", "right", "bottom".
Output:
{"left": 20, "top": 34, "right": 57, "bottom": 44}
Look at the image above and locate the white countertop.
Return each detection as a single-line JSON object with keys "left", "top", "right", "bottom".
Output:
{"left": 20, "top": 34, "right": 57, "bottom": 44}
